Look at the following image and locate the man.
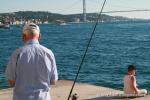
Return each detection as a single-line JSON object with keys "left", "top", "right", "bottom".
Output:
{"left": 123, "top": 65, "right": 147, "bottom": 94}
{"left": 5, "top": 23, "right": 58, "bottom": 100}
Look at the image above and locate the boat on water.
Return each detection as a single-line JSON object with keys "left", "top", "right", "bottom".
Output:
{"left": 60, "top": 22, "right": 67, "bottom": 25}
{"left": 54, "top": 20, "right": 67, "bottom": 25}
{"left": 0, "top": 24, "right": 10, "bottom": 29}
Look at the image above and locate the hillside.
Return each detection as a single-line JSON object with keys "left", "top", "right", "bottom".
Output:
{"left": 0, "top": 11, "right": 131, "bottom": 24}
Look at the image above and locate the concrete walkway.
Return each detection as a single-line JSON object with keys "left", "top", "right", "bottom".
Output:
{"left": 0, "top": 80, "right": 148, "bottom": 100}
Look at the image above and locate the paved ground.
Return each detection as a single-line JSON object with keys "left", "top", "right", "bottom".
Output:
{"left": 0, "top": 80, "right": 148, "bottom": 100}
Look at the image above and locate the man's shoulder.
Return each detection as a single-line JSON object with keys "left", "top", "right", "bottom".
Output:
{"left": 15, "top": 44, "right": 54, "bottom": 56}
{"left": 10, "top": 47, "right": 24, "bottom": 58}
{"left": 13, "top": 47, "right": 23, "bottom": 54}
{"left": 38, "top": 45, "right": 54, "bottom": 56}
{"left": 13, "top": 45, "right": 31, "bottom": 55}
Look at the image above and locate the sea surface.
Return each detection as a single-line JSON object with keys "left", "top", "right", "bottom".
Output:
{"left": 0, "top": 21, "right": 150, "bottom": 91}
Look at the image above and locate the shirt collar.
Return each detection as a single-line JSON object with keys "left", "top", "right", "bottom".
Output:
{"left": 25, "top": 39, "right": 39, "bottom": 45}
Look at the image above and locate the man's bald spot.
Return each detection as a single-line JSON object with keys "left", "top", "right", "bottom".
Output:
{"left": 22, "top": 29, "right": 41, "bottom": 42}
{"left": 23, "top": 29, "right": 40, "bottom": 36}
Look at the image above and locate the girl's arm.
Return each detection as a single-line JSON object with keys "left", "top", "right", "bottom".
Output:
{"left": 131, "top": 76, "right": 139, "bottom": 94}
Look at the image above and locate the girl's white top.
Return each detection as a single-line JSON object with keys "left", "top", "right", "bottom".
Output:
{"left": 124, "top": 75, "right": 136, "bottom": 94}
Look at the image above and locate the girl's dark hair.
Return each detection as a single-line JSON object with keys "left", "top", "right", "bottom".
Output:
{"left": 128, "top": 65, "right": 136, "bottom": 71}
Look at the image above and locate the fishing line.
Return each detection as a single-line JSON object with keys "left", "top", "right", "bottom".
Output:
{"left": 67, "top": 0, "right": 107, "bottom": 100}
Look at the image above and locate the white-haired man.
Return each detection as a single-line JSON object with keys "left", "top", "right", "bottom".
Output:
{"left": 5, "top": 23, "right": 58, "bottom": 100}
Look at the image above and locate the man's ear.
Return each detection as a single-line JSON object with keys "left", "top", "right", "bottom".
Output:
{"left": 38, "top": 33, "right": 41, "bottom": 41}
{"left": 22, "top": 34, "right": 26, "bottom": 42}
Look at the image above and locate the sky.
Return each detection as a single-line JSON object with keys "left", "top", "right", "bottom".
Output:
{"left": 1, "top": 0, "right": 150, "bottom": 19}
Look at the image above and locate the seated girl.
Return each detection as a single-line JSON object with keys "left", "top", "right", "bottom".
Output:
{"left": 124, "top": 65, "right": 147, "bottom": 95}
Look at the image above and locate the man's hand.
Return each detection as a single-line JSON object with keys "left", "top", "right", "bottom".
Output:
{"left": 8, "top": 80, "right": 16, "bottom": 87}
{"left": 50, "top": 80, "right": 57, "bottom": 85}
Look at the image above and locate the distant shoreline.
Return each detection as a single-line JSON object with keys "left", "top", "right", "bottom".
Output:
{"left": 0, "top": 11, "right": 141, "bottom": 25}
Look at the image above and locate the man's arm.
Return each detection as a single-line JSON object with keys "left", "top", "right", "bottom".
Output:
{"left": 131, "top": 76, "right": 139, "bottom": 94}
{"left": 50, "top": 52, "right": 58, "bottom": 85}
{"left": 50, "top": 80, "right": 57, "bottom": 85}
{"left": 5, "top": 50, "right": 19, "bottom": 87}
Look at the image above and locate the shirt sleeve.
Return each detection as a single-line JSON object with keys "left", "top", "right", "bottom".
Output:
{"left": 50, "top": 52, "right": 58, "bottom": 84}
{"left": 5, "top": 50, "right": 19, "bottom": 80}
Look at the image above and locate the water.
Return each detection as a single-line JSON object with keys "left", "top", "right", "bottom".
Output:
{"left": 0, "top": 21, "right": 150, "bottom": 90}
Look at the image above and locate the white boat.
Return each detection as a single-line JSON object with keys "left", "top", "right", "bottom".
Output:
{"left": 60, "top": 22, "right": 67, "bottom": 25}
{"left": 0, "top": 24, "right": 10, "bottom": 29}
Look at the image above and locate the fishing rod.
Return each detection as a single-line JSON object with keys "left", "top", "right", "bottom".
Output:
{"left": 67, "top": 0, "right": 107, "bottom": 100}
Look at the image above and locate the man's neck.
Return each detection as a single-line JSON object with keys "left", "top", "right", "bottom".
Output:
{"left": 24, "top": 39, "right": 39, "bottom": 45}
